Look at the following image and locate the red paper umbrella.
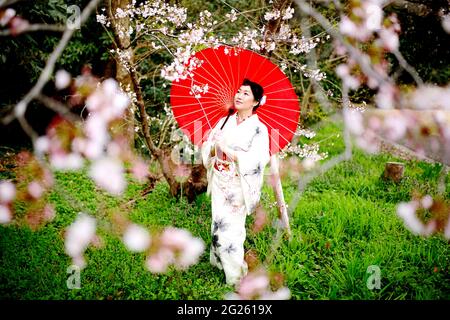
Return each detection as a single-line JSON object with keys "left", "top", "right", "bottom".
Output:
{"left": 170, "top": 45, "right": 300, "bottom": 155}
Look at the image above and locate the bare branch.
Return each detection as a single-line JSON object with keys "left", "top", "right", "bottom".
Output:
{"left": 392, "top": 49, "right": 424, "bottom": 85}
{"left": 0, "top": 0, "right": 22, "bottom": 8}
{"left": 2, "top": 0, "right": 101, "bottom": 130}
{"left": 35, "top": 94, "right": 80, "bottom": 123}
{"left": 0, "top": 23, "right": 65, "bottom": 36}
{"left": 294, "top": 0, "right": 391, "bottom": 86}
{"left": 387, "top": 0, "right": 434, "bottom": 17}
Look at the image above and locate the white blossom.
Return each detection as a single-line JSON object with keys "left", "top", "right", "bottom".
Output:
{"left": 442, "top": 14, "right": 450, "bottom": 34}
{"left": 0, "top": 205, "right": 12, "bottom": 224}
{"left": 0, "top": 8, "right": 15, "bottom": 26}
{"left": 65, "top": 213, "right": 96, "bottom": 260}
{"left": 264, "top": 10, "right": 280, "bottom": 21}
{"left": 226, "top": 9, "right": 238, "bottom": 22}
{"left": 282, "top": 7, "right": 294, "bottom": 20}
{"left": 0, "top": 180, "right": 16, "bottom": 203}
{"left": 123, "top": 224, "right": 151, "bottom": 252}
{"left": 421, "top": 195, "right": 433, "bottom": 210}
{"left": 55, "top": 70, "right": 71, "bottom": 90}
{"left": 397, "top": 201, "right": 424, "bottom": 235}
{"left": 27, "top": 181, "right": 44, "bottom": 199}
{"left": 89, "top": 157, "right": 126, "bottom": 195}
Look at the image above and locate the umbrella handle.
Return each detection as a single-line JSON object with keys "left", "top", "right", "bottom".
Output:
{"left": 220, "top": 108, "right": 235, "bottom": 130}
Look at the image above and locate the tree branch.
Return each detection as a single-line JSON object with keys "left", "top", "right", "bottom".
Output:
{"left": 387, "top": 0, "right": 434, "bottom": 17}
{"left": 2, "top": 0, "right": 101, "bottom": 136}
{"left": 0, "top": 23, "right": 65, "bottom": 36}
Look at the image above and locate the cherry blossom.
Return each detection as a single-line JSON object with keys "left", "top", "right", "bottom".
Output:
{"left": 64, "top": 213, "right": 97, "bottom": 268}
{"left": 0, "top": 180, "right": 16, "bottom": 203}
{"left": 89, "top": 157, "right": 126, "bottom": 196}
{"left": 0, "top": 8, "right": 16, "bottom": 26}
{"left": 27, "top": 181, "right": 45, "bottom": 199}
{"left": 123, "top": 224, "right": 151, "bottom": 252}
{"left": 55, "top": 70, "right": 72, "bottom": 90}
{"left": 442, "top": 14, "right": 450, "bottom": 34}
{"left": 397, "top": 201, "right": 423, "bottom": 235}
{"left": 226, "top": 268, "right": 291, "bottom": 300}
{"left": 145, "top": 227, "right": 205, "bottom": 273}
{"left": 0, "top": 205, "right": 12, "bottom": 224}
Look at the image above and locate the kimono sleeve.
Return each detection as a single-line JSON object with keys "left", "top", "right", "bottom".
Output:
{"left": 234, "top": 123, "right": 270, "bottom": 215}
{"left": 201, "top": 117, "right": 226, "bottom": 195}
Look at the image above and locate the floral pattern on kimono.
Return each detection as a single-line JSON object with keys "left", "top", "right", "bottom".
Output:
{"left": 201, "top": 113, "right": 270, "bottom": 285}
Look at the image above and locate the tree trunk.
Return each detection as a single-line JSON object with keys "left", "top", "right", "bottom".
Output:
{"left": 383, "top": 162, "right": 405, "bottom": 183}
{"left": 107, "top": 0, "right": 209, "bottom": 202}
{"left": 109, "top": 0, "right": 135, "bottom": 147}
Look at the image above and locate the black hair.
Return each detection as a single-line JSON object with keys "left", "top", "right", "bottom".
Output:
{"left": 241, "top": 78, "right": 264, "bottom": 112}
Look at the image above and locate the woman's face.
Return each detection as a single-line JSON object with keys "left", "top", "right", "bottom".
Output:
{"left": 234, "top": 85, "right": 258, "bottom": 111}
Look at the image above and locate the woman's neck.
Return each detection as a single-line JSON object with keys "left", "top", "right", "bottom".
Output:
{"left": 237, "top": 110, "right": 253, "bottom": 121}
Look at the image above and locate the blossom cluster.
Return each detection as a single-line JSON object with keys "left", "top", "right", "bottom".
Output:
{"left": 345, "top": 108, "right": 450, "bottom": 164}
{"left": 397, "top": 195, "right": 450, "bottom": 240}
{"left": 0, "top": 180, "right": 15, "bottom": 224}
{"left": 279, "top": 142, "right": 328, "bottom": 162}
{"left": 0, "top": 7, "right": 29, "bottom": 35}
{"left": 64, "top": 214, "right": 205, "bottom": 271}
{"left": 96, "top": 0, "right": 187, "bottom": 39}
{"left": 145, "top": 227, "right": 205, "bottom": 273}
{"left": 225, "top": 268, "right": 291, "bottom": 300}
{"left": 336, "top": 0, "right": 401, "bottom": 109}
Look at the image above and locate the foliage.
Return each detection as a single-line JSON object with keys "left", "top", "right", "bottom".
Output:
{"left": 1, "top": 117, "right": 448, "bottom": 299}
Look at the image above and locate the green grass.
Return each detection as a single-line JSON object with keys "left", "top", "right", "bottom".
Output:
{"left": 1, "top": 118, "right": 449, "bottom": 299}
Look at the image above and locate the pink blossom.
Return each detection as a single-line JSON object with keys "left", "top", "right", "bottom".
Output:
{"left": 65, "top": 213, "right": 97, "bottom": 260}
{"left": 378, "top": 28, "right": 399, "bottom": 51}
{"left": 146, "top": 248, "right": 175, "bottom": 273}
{"left": 260, "top": 287, "right": 291, "bottom": 300}
{"left": 336, "top": 64, "right": 360, "bottom": 90}
{"left": 72, "top": 255, "right": 86, "bottom": 269}
{"left": 0, "top": 205, "right": 12, "bottom": 224}
{"left": 86, "top": 79, "right": 129, "bottom": 121}
{"left": 89, "top": 157, "right": 126, "bottom": 195}
{"left": 160, "top": 227, "right": 191, "bottom": 248}
{"left": 442, "top": 15, "right": 450, "bottom": 34}
{"left": 154, "top": 227, "right": 206, "bottom": 270}
{"left": 28, "top": 181, "right": 44, "bottom": 199}
{"left": 421, "top": 195, "right": 433, "bottom": 210}
{"left": 178, "top": 237, "right": 205, "bottom": 268}
{"left": 55, "top": 70, "right": 72, "bottom": 90}
{"left": 43, "top": 204, "right": 56, "bottom": 221}
{"left": 9, "top": 17, "right": 29, "bottom": 35}
{"left": 367, "top": 116, "right": 381, "bottom": 131}
{"left": 0, "top": 180, "right": 16, "bottom": 203}
{"left": 0, "top": 8, "right": 16, "bottom": 26}
{"left": 302, "top": 158, "right": 316, "bottom": 171}
{"left": 174, "top": 164, "right": 191, "bottom": 182}
{"left": 362, "top": 2, "right": 383, "bottom": 32}
{"left": 356, "top": 130, "right": 380, "bottom": 154}
{"left": 408, "top": 85, "right": 450, "bottom": 110}
{"left": 444, "top": 217, "right": 450, "bottom": 240}
{"left": 343, "top": 109, "right": 364, "bottom": 136}
{"left": 123, "top": 224, "right": 151, "bottom": 252}
{"left": 340, "top": 16, "right": 358, "bottom": 37}
{"left": 131, "top": 159, "right": 149, "bottom": 182}
{"left": 383, "top": 116, "right": 407, "bottom": 141}
{"left": 50, "top": 152, "right": 84, "bottom": 171}
{"left": 375, "top": 84, "right": 396, "bottom": 109}
{"left": 35, "top": 136, "right": 50, "bottom": 155}
{"left": 397, "top": 201, "right": 424, "bottom": 235}
{"left": 237, "top": 273, "right": 270, "bottom": 299}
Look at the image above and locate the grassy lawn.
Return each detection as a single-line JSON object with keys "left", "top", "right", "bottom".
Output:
{"left": 1, "top": 117, "right": 449, "bottom": 300}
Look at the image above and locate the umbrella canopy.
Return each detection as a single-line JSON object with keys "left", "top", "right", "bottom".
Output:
{"left": 170, "top": 45, "right": 300, "bottom": 155}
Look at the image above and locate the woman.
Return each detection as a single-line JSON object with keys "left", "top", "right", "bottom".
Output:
{"left": 201, "top": 79, "right": 270, "bottom": 286}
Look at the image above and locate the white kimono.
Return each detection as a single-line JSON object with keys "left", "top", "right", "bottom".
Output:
{"left": 201, "top": 113, "right": 270, "bottom": 285}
